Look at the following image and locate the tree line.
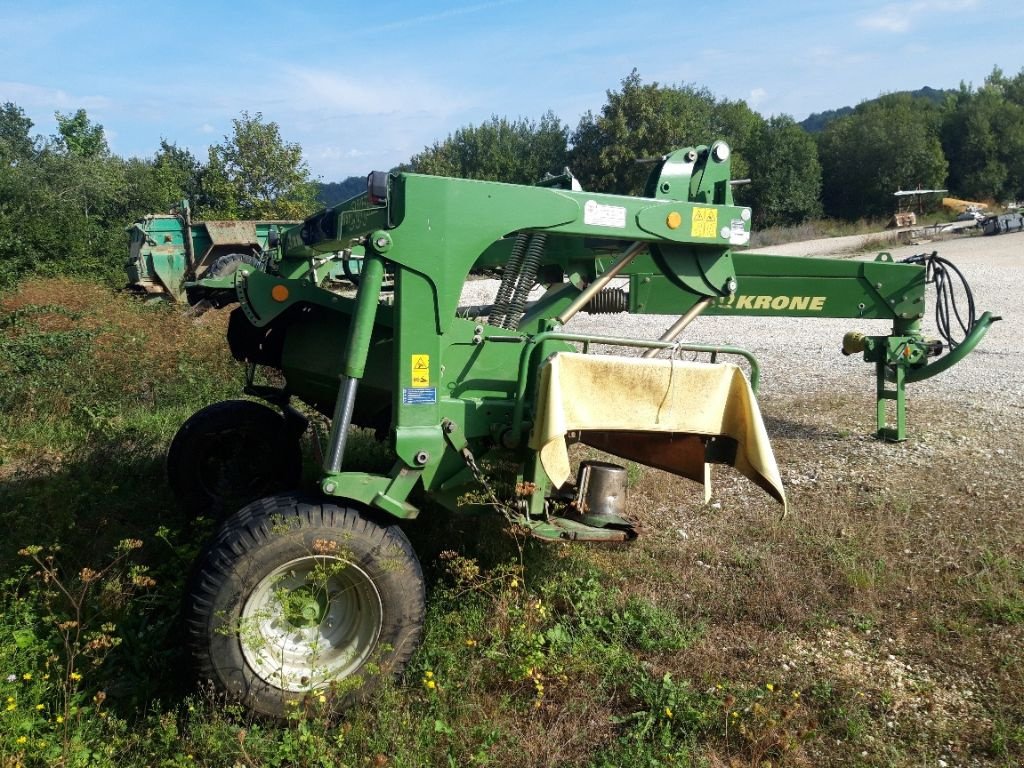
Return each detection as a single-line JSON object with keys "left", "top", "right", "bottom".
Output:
{"left": 0, "top": 108, "right": 318, "bottom": 288}
{"left": 1, "top": 66, "right": 1022, "bottom": 288}
{"left": 409, "top": 67, "right": 1024, "bottom": 224}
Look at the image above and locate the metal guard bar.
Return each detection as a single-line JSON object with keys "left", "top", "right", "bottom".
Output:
{"left": 500, "top": 331, "right": 761, "bottom": 446}
{"left": 902, "top": 311, "right": 999, "bottom": 384}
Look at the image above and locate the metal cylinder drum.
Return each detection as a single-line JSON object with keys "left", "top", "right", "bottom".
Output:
{"left": 574, "top": 460, "right": 629, "bottom": 527}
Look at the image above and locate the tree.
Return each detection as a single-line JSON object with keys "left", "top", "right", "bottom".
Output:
{"left": 0, "top": 102, "right": 35, "bottom": 164}
{"left": 153, "top": 140, "right": 205, "bottom": 208}
{"left": 54, "top": 109, "right": 108, "bottom": 158}
{"left": 818, "top": 95, "right": 947, "bottom": 219}
{"left": 745, "top": 116, "right": 822, "bottom": 228}
{"left": 568, "top": 70, "right": 763, "bottom": 195}
{"left": 203, "top": 111, "right": 318, "bottom": 219}
{"left": 942, "top": 71, "right": 1024, "bottom": 202}
{"left": 410, "top": 113, "right": 568, "bottom": 185}
{"left": 981, "top": 65, "right": 1024, "bottom": 108}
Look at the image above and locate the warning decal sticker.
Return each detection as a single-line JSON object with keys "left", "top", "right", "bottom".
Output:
{"left": 411, "top": 354, "right": 430, "bottom": 388}
{"left": 691, "top": 207, "right": 718, "bottom": 238}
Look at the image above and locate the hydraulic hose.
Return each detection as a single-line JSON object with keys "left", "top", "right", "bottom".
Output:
{"left": 901, "top": 251, "right": 976, "bottom": 349}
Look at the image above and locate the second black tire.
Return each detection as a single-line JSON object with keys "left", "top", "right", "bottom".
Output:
{"left": 167, "top": 400, "right": 303, "bottom": 518}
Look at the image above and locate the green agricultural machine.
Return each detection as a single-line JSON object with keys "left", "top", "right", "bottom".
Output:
{"left": 169, "top": 142, "right": 997, "bottom": 717}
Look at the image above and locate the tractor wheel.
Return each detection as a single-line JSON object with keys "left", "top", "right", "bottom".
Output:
{"left": 185, "top": 494, "right": 425, "bottom": 718}
{"left": 202, "top": 252, "right": 264, "bottom": 279}
{"left": 167, "top": 400, "right": 303, "bottom": 518}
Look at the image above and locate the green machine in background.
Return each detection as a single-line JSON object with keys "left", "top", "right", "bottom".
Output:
{"left": 169, "top": 141, "right": 997, "bottom": 717}
{"left": 125, "top": 201, "right": 296, "bottom": 303}
{"left": 125, "top": 202, "right": 365, "bottom": 305}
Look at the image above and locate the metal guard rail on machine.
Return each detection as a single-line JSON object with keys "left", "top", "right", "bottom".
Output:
{"left": 226, "top": 140, "right": 999, "bottom": 541}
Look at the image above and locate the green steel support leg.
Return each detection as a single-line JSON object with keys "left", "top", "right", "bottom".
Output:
{"left": 524, "top": 449, "right": 550, "bottom": 519}
{"left": 876, "top": 361, "right": 907, "bottom": 442}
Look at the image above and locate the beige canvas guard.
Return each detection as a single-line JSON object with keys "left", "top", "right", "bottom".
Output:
{"left": 527, "top": 352, "right": 786, "bottom": 511}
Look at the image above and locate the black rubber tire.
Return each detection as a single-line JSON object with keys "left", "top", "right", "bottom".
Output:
{"left": 201, "top": 252, "right": 264, "bottom": 279}
{"left": 167, "top": 400, "right": 303, "bottom": 518}
{"left": 185, "top": 494, "right": 425, "bottom": 718}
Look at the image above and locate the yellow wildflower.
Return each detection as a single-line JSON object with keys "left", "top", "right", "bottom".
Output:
{"left": 664, "top": 707, "right": 673, "bottom": 719}
{"left": 16, "top": 736, "right": 27, "bottom": 744}
{"left": 56, "top": 715, "right": 64, "bottom": 723}
{"left": 426, "top": 680, "right": 436, "bottom": 690}
{"left": 765, "top": 683, "right": 774, "bottom": 692}
{"left": 35, "top": 704, "right": 44, "bottom": 711}
{"left": 69, "top": 672, "right": 82, "bottom": 682}
{"left": 21, "top": 673, "right": 31, "bottom": 681}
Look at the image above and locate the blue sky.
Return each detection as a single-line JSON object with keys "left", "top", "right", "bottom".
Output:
{"left": 1, "top": 0, "right": 1021, "bottom": 181}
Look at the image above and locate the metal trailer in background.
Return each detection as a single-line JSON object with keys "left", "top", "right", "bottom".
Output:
{"left": 124, "top": 201, "right": 299, "bottom": 303}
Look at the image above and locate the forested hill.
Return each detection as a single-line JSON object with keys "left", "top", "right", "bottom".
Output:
{"left": 800, "top": 86, "right": 957, "bottom": 132}
{"left": 317, "top": 177, "right": 366, "bottom": 207}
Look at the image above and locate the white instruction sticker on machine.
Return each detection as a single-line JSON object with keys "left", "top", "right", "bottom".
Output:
{"left": 729, "top": 218, "right": 750, "bottom": 246}
{"left": 584, "top": 200, "right": 627, "bottom": 229}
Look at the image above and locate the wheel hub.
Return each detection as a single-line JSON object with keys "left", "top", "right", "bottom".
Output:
{"left": 239, "top": 555, "right": 383, "bottom": 693}
{"left": 282, "top": 586, "right": 328, "bottom": 628}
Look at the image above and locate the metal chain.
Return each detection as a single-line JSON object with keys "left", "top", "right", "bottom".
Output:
{"left": 458, "top": 445, "right": 520, "bottom": 525}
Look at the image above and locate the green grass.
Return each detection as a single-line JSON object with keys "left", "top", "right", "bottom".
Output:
{"left": 1, "top": 276, "right": 1022, "bottom": 767}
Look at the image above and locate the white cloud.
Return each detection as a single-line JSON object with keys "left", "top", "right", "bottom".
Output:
{"left": 199, "top": 123, "right": 216, "bottom": 134}
{"left": 749, "top": 88, "right": 768, "bottom": 106}
{"left": 316, "top": 146, "right": 374, "bottom": 161}
{"left": 0, "top": 81, "right": 110, "bottom": 112}
{"left": 270, "top": 66, "right": 464, "bottom": 119}
{"left": 858, "top": 1, "right": 981, "bottom": 33}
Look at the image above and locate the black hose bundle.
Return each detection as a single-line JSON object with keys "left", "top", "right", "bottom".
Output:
{"left": 900, "top": 251, "right": 976, "bottom": 349}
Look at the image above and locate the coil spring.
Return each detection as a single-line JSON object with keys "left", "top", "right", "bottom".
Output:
{"left": 488, "top": 233, "right": 530, "bottom": 327}
{"left": 503, "top": 233, "right": 547, "bottom": 329}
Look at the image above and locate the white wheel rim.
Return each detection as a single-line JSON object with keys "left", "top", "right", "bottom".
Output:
{"left": 239, "top": 555, "right": 383, "bottom": 692}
